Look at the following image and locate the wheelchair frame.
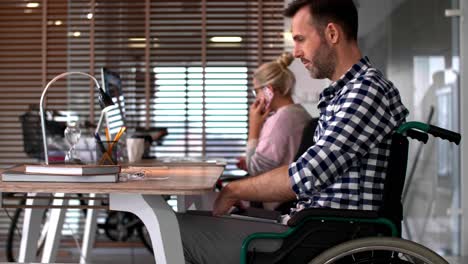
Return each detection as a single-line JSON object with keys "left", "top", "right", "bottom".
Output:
{"left": 240, "top": 121, "right": 461, "bottom": 264}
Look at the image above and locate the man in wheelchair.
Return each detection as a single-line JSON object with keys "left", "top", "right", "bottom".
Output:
{"left": 177, "top": 1, "right": 457, "bottom": 263}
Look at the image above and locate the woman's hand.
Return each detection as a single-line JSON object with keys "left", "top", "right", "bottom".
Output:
{"left": 248, "top": 98, "right": 271, "bottom": 140}
{"left": 236, "top": 157, "right": 247, "bottom": 171}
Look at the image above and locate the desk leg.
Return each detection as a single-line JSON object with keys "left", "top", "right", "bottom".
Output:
{"left": 110, "top": 193, "right": 185, "bottom": 264}
{"left": 177, "top": 195, "right": 186, "bottom": 213}
{"left": 41, "top": 193, "right": 67, "bottom": 263}
{"left": 80, "top": 193, "right": 98, "bottom": 264}
{"left": 18, "top": 193, "right": 47, "bottom": 263}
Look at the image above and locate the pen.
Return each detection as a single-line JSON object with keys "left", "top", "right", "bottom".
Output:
{"left": 95, "top": 132, "right": 114, "bottom": 164}
{"left": 108, "top": 126, "right": 126, "bottom": 156}
{"left": 94, "top": 132, "right": 107, "bottom": 154}
{"left": 113, "top": 126, "right": 126, "bottom": 142}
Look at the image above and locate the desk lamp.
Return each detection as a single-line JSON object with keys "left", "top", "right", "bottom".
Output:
{"left": 40, "top": 72, "right": 114, "bottom": 164}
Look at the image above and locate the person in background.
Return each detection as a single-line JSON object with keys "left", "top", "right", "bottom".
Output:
{"left": 237, "top": 52, "right": 311, "bottom": 210}
{"left": 238, "top": 52, "right": 312, "bottom": 193}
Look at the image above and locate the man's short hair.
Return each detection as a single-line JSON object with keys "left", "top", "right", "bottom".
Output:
{"left": 284, "top": 0, "right": 358, "bottom": 41}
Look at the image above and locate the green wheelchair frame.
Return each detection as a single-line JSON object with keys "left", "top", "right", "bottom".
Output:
{"left": 240, "top": 122, "right": 461, "bottom": 264}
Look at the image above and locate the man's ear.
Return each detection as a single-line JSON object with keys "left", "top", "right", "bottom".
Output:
{"left": 325, "top": 23, "right": 339, "bottom": 44}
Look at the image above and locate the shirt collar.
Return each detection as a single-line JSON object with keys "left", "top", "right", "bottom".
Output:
{"left": 317, "top": 56, "right": 372, "bottom": 107}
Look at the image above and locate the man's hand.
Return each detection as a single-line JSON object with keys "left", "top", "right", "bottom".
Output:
{"left": 212, "top": 183, "right": 239, "bottom": 216}
{"left": 212, "top": 166, "right": 296, "bottom": 216}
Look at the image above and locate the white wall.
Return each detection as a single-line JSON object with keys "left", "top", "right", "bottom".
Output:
{"left": 290, "top": 59, "right": 327, "bottom": 117}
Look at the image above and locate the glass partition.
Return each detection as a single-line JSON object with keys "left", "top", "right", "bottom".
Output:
{"left": 358, "top": 0, "right": 461, "bottom": 256}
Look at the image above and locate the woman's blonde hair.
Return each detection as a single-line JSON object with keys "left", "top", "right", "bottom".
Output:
{"left": 253, "top": 52, "right": 295, "bottom": 96}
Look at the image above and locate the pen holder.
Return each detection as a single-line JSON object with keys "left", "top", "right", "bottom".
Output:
{"left": 96, "top": 140, "right": 120, "bottom": 165}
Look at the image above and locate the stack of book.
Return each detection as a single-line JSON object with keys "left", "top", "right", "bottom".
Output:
{"left": 1, "top": 164, "right": 121, "bottom": 183}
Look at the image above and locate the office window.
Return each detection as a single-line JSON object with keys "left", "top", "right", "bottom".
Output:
{"left": 0, "top": 0, "right": 285, "bottom": 179}
{"left": 152, "top": 66, "right": 249, "bottom": 176}
{"left": 0, "top": 0, "right": 68, "bottom": 165}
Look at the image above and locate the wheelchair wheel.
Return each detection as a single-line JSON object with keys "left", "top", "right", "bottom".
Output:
{"left": 309, "top": 237, "right": 449, "bottom": 264}
{"left": 103, "top": 211, "right": 138, "bottom": 242}
{"left": 5, "top": 194, "right": 87, "bottom": 262}
{"left": 6, "top": 208, "right": 49, "bottom": 262}
{"left": 6, "top": 208, "right": 25, "bottom": 262}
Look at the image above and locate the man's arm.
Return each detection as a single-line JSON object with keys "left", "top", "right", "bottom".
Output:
{"left": 212, "top": 165, "right": 296, "bottom": 216}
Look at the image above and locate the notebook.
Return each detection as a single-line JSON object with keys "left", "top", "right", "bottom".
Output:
{"left": 2, "top": 165, "right": 119, "bottom": 183}
{"left": 24, "top": 164, "right": 121, "bottom": 175}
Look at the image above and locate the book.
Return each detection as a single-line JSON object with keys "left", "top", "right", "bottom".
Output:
{"left": 2, "top": 165, "right": 119, "bottom": 183}
{"left": 25, "top": 164, "right": 121, "bottom": 175}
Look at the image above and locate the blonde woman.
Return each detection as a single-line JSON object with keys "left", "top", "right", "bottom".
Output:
{"left": 237, "top": 52, "right": 312, "bottom": 209}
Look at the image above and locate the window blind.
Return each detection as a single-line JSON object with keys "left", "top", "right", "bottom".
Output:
{"left": 0, "top": 0, "right": 286, "bottom": 178}
{"left": 0, "top": 0, "right": 68, "bottom": 166}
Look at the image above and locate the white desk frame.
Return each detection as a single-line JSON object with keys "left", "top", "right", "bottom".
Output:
{"left": 17, "top": 194, "right": 183, "bottom": 264}
{"left": 2, "top": 164, "right": 225, "bottom": 264}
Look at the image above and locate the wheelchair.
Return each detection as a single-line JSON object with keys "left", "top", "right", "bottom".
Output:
{"left": 241, "top": 121, "right": 461, "bottom": 264}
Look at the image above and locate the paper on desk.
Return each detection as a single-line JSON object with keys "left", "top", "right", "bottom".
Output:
{"left": 120, "top": 166, "right": 170, "bottom": 181}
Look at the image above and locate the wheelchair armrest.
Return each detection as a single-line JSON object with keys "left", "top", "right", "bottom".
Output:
{"left": 287, "top": 208, "right": 379, "bottom": 227}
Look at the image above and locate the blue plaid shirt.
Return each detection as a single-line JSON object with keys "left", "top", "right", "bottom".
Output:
{"left": 288, "top": 57, "right": 409, "bottom": 214}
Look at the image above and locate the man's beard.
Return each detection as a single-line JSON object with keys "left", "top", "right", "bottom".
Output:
{"left": 306, "top": 40, "right": 336, "bottom": 80}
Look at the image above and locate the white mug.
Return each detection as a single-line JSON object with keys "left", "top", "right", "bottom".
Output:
{"left": 126, "top": 138, "right": 145, "bottom": 163}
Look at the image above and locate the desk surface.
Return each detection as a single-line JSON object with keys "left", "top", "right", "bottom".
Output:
{"left": 0, "top": 165, "right": 224, "bottom": 195}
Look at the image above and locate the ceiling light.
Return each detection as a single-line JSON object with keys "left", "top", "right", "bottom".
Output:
{"left": 54, "top": 20, "right": 62, "bottom": 26}
{"left": 26, "top": 2, "right": 39, "bottom": 8}
{"left": 210, "top": 36, "right": 242, "bottom": 43}
{"left": 87, "top": 13, "right": 93, "bottom": 19}
{"left": 73, "top": 31, "right": 81, "bottom": 37}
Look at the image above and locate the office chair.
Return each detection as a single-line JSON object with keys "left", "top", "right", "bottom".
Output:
{"left": 241, "top": 121, "right": 461, "bottom": 264}
{"left": 274, "top": 117, "right": 319, "bottom": 214}
{"left": 20, "top": 105, "right": 66, "bottom": 161}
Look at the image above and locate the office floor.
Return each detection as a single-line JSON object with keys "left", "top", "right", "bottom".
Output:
{"left": 0, "top": 236, "right": 465, "bottom": 264}
{"left": 0, "top": 247, "right": 467, "bottom": 263}
{"left": 47, "top": 252, "right": 468, "bottom": 264}
{"left": 446, "top": 256, "right": 468, "bottom": 264}
{"left": 56, "top": 247, "right": 155, "bottom": 264}
{"left": 0, "top": 236, "right": 155, "bottom": 264}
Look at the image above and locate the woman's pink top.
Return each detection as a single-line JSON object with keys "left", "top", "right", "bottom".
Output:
{"left": 246, "top": 104, "right": 312, "bottom": 176}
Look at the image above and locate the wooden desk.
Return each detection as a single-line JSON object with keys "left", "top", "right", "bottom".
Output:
{"left": 0, "top": 165, "right": 225, "bottom": 264}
